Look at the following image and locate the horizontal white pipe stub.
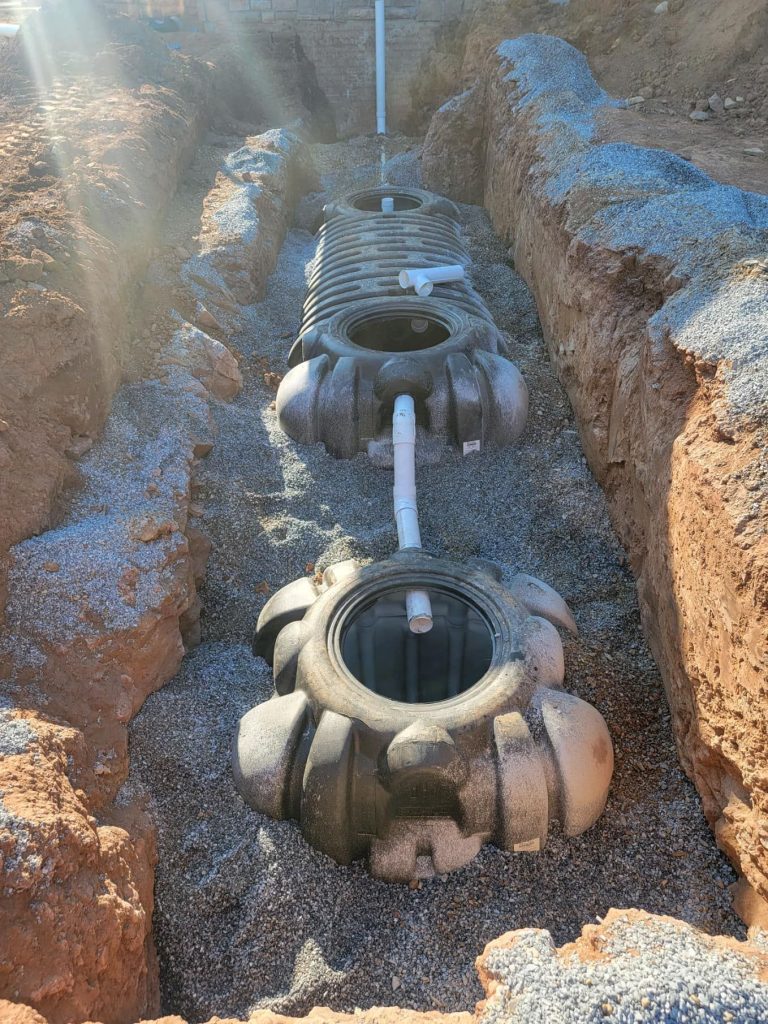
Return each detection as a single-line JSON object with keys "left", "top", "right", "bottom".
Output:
{"left": 381, "top": 196, "right": 395, "bottom": 213}
{"left": 398, "top": 264, "right": 465, "bottom": 297}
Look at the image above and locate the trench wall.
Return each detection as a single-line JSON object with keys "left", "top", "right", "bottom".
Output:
{"left": 422, "top": 34, "right": 768, "bottom": 922}
{"left": 0, "top": 6, "right": 313, "bottom": 1018}
{"left": 0, "top": 125, "right": 311, "bottom": 1023}
{"left": 0, "top": 9, "right": 213, "bottom": 615}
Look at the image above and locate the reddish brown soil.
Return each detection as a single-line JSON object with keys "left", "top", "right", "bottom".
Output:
{"left": 0, "top": 717, "right": 159, "bottom": 1022}
{"left": 0, "top": 9, "right": 211, "bottom": 613}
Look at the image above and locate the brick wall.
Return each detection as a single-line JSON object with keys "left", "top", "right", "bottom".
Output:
{"left": 105, "top": 0, "right": 196, "bottom": 17}
{"left": 103, "top": 0, "right": 201, "bottom": 21}
{"left": 202, "top": 0, "right": 476, "bottom": 134}
{"left": 98, "top": 0, "right": 475, "bottom": 133}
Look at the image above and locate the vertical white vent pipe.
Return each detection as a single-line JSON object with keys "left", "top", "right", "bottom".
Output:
{"left": 393, "top": 394, "right": 432, "bottom": 634}
{"left": 375, "top": 0, "right": 386, "bottom": 134}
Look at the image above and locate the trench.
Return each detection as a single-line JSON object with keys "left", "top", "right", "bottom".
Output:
{"left": 126, "top": 134, "right": 743, "bottom": 1021}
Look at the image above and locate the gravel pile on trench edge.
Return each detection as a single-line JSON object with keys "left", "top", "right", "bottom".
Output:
{"left": 126, "top": 136, "right": 745, "bottom": 1022}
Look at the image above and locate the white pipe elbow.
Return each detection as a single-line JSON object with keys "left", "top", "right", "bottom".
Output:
{"left": 398, "top": 264, "right": 465, "bottom": 297}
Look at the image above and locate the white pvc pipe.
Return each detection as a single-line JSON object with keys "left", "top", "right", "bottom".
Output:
{"left": 0, "top": 24, "right": 20, "bottom": 37}
{"left": 381, "top": 196, "right": 394, "bottom": 213}
{"left": 393, "top": 394, "right": 432, "bottom": 634}
{"left": 398, "top": 264, "right": 465, "bottom": 297}
{"left": 405, "top": 587, "right": 432, "bottom": 634}
{"left": 375, "top": 0, "right": 386, "bottom": 135}
{"left": 393, "top": 395, "right": 421, "bottom": 551}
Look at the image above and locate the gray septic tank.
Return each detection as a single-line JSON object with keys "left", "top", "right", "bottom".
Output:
{"left": 233, "top": 553, "right": 614, "bottom": 881}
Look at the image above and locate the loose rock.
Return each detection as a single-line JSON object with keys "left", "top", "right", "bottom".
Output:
{"left": 709, "top": 93, "right": 725, "bottom": 114}
{"left": 4, "top": 257, "right": 44, "bottom": 281}
{"left": 195, "top": 303, "right": 224, "bottom": 333}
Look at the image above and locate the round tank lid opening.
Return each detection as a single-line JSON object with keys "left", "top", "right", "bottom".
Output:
{"left": 352, "top": 192, "right": 422, "bottom": 212}
{"left": 348, "top": 312, "right": 450, "bottom": 352}
{"left": 340, "top": 587, "right": 494, "bottom": 703}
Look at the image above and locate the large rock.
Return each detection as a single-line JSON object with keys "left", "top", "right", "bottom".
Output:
{"left": 421, "top": 86, "right": 486, "bottom": 204}
{"left": 163, "top": 322, "right": 243, "bottom": 402}
{"left": 423, "top": 35, "right": 768, "bottom": 916}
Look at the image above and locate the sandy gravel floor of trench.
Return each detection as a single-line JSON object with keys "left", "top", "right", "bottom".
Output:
{"left": 126, "top": 135, "right": 744, "bottom": 1022}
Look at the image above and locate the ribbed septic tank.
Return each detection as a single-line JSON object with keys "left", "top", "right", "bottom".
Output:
{"left": 300, "top": 206, "right": 492, "bottom": 332}
{"left": 278, "top": 297, "right": 527, "bottom": 459}
{"left": 276, "top": 185, "right": 527, "bottom": 458}
{"left": 233, "top": 553, "right": 614, "bottom": 881}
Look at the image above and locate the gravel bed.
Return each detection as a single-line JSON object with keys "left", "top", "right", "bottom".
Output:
{"left": 481, "top": 912, "right": 768, "bottom": 1024}
{"left": 126, "top": 135, "right": 744, "bottom": 1022}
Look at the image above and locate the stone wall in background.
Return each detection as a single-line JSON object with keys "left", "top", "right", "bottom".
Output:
{"left": 101, "top": 0, "right": 478, "bottom": 135}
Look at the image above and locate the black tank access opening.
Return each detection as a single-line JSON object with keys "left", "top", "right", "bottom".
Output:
{"left": 341, "top": 588, "right": 494, "bottom": 703}
{"left": 348, "top": 313, "right": 449, "bottom": 352}
{"left": 352, "top": 194, "right": 421, "bottom": 212}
